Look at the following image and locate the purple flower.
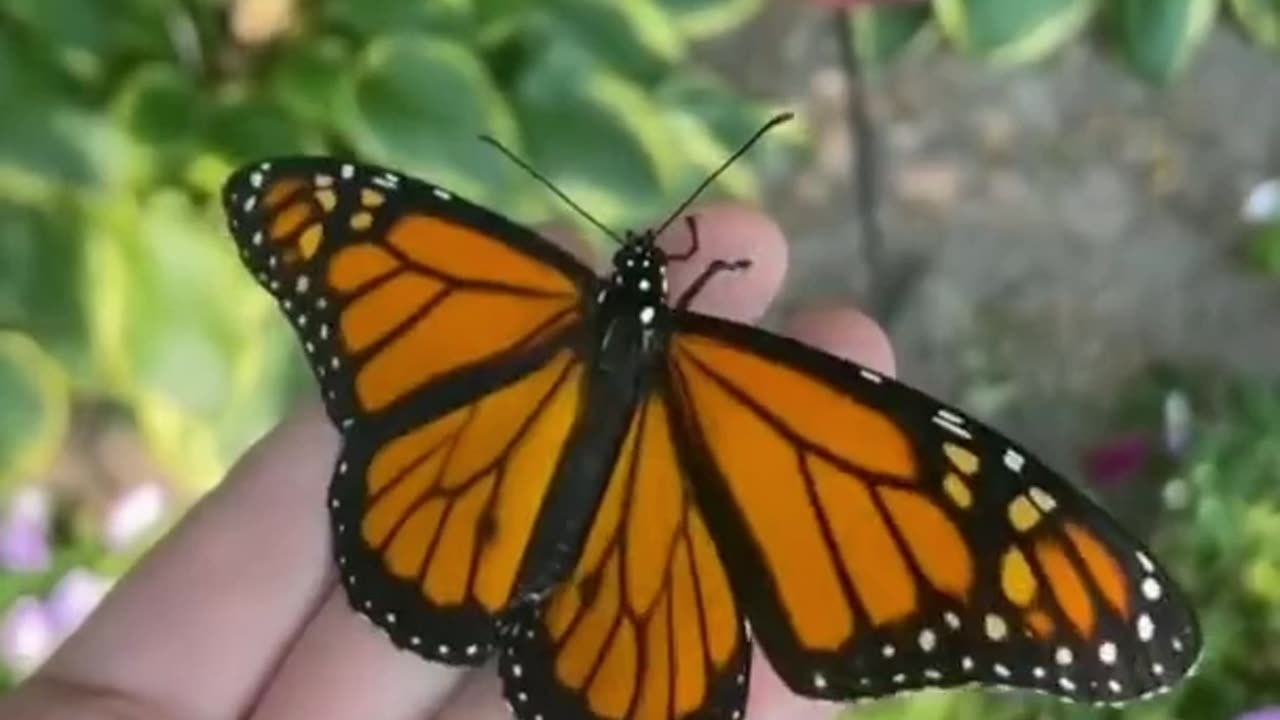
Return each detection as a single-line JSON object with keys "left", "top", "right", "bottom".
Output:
{"left": 104, "top": 481, "right": 166, "bottom": 550}
{"left": 45, "top": 567, "right": 112, "bottom": 636}
{"left": 0, "top": 487, "right": 52, "bottom": 572}
{"left": 0, "top": 596, "right": 55, "bottom": 676}
{"left": 1085, "top": 432, "right": 1152, "bottom": 486}
{"left": 0, "top": 568, "right": 112, "bottom": 677}
{"left": 1237, "top": 708, "right": 1280, "bottom": 720}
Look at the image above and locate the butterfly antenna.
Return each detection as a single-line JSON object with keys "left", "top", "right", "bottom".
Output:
{"left": 480, "top": 135, "right": 626, "bottom": 246}
{"left": 653, "top": 111, "right": 794, "bottom": 238}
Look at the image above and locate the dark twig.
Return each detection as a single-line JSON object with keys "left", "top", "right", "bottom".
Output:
{"left": 833, "top": 9, "right": 888, "bottom": 312}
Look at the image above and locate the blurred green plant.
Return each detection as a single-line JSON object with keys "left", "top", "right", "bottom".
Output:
{"left": 845, "top": 0, "right": 1280, "bottom": 84}
{"left": 0, "top": 0, "right": 795, "bottom": 686}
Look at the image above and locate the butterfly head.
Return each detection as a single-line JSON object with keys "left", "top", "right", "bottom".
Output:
{"left": 603, "top": 231, "right": 668, "bottom": 327}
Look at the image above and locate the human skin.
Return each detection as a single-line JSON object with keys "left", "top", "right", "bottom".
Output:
{"left": 1, "top": 203, "right": 894, "bottom": 720}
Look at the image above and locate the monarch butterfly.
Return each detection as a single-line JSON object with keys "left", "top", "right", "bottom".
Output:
{"left": 221, "top": 113, "right": 1200, "bottom": 720}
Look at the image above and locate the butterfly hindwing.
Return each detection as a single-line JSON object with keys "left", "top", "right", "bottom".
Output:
{"left": 666, "top": 311, "right": 1200, "bottom": 705}
{"left": 498, "top": 393, "right": 751, "bottom": 720}
{"left": 331, "top": 345, "right": 592, "bottom": 663}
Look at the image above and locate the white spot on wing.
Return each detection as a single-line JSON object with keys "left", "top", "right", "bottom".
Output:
{"left": 1137, "top": 613, "right": 1155, "bottom": 642}
{"left": 1142, "top": 576, "right": 1162, "bottom": 601}
{"left": 1003, "top": 448, "right": 1025, "bottom": 472}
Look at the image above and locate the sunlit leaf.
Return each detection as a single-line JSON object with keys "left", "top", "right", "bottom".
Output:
{"left": 659, "top": 0, "right": 764, "bottom": 40}
{"left": 933, "top": 0, "right": 1098, "bottom": 64}
{"left": 0, "top": 204, "right": 89, "bottom": 375}
{"left": 0, "top": 331, "right": 69, "bottom": 489}
{"left": 513, "top": 42, "right": 683, "bottom": 235}
{"left": 318, "top": 0, "right": 472, "bottom": 38}
{"left": 541, "top": 0, "right": 686, "bottom": 81}
{"left": 205, "top": 94, "right": 318, "bottom": 166}
{"left": 1110, "top": 0, "right": 1218, "bottom": 84}
{"left": 335, "top": 34, "right": 537, "bottom": 215}
{"left": 656, "top": 70, "right": 805, "bottom": 182}
{"left": 1231, "top": 0, "right": 1280, "bottom": 50}
{"left": 849, "top": 3, "right": 934, "bottom": 66}
{"left": 269, "top": 36, "right": 353, "bottom": 127}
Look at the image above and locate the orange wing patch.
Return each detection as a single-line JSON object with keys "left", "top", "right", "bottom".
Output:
{"left": 355, "top": 349, "right": 583, "bottom": 613}
{"left": 501, "top": 395, "right": 749, "bottom": 720}
{"left": 323, "top": 228, "right": 579, "bottom": 412}
{"left": 671, "top": 335, "right": 975, "bottom": 652}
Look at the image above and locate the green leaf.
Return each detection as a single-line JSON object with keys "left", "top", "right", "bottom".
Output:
{"left": 656, "top": 71, "right": 805, "bottom": 183}
{"left": 111, "top": 65, "right": 204, "bottom": 146}
{"left": 1231, "top": 0, "right": 1280, "bottom": 49}
{"left": 87, "top": 191, "right": 274, "bottom": 434}
{"left": 319, "top": 0, "right": 472, "bottom": 37}
{"left": 541, "top": 0, "right": 686, "bottom": 81}
{"left": 0, "top": 331, "right": 69, "bottom": 489}
{"left": 1111, "top": 0, "right": 1218, "bottom": 84}
{"left": 659, "top": 0, "right": 764, "bottom": 40}
{"left": 513, "top": 43, "right": 683, "bottom": 235}
{"left": 205, "top": 94, "right": 318, "bottom": 166}
{"left": 849, "top": 3, "right": 934, "bottom": 67}
{"left": 269, "top": 36, "right": 354, "bottom": 127}
{"left": 933, "top": 0, "right": 1098, "bottom": 64}
{"left": 336, "top": 34, "right": 535, "bottom": 213}
{"left": 0, "top": 204, "right": 90, "bottom": 375}
{"left": 1246, "top": 222, "right": 1280, "bottom": 275}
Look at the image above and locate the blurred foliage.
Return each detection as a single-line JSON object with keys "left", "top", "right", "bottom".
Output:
{"left": 0, "top": 0, "right": 794, "bottom": 497}
{"left": 0, "top": 0, "right": 795, "bottom": 689}
{"left": 849, "top": 0, "right": 1279, "bottom": 84}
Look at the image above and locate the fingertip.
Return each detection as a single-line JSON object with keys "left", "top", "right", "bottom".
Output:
{"left": 783, "top": 306, "right": 896, "bottom": 377}
{"left": 745, "top": 650, "right": 843, "bottom": 720}
{"left": 657, "top": 203, "right": 788, "bottom": 323}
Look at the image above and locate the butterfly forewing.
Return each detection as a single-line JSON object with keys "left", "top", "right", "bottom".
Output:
{"left": 222, "top": 158, "right": 602, "bottom": 663}
{"left": 666, "top": 311, "right": 1200, "bottom": 705}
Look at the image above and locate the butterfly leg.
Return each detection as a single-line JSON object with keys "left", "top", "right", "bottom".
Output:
{"left": 676, "top": 257, "right": 753, "bottom": 310}
{"left": 667, "top": 215, "right": 701, "bottom": 261}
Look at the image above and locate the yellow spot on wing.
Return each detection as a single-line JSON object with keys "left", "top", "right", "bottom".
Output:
{"left": 361, "top": 188, "right": 386, "bottom": 207}
{"left": 943, "top": 473, "right": 972, "bottom": 509}
{"left": 1008, "top": 494, "right": 1043, "bottom": 532}
{"left": 944, "top": 442, "right": 979, "bottom": 475}
{"left": 315, "top": 188, "right": 337, "bottom": 212}
{"left": 1000, "top": 546, "right": 1037, "bottom": 607}
{"left": 298, "top": 223, "right": 323, "bottom": 259}
{"left": 351, "top": 211, "right": 374, "bottom": 231}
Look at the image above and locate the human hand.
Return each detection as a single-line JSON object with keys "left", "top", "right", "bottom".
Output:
{"left": 0, "top": 204, "right": 895, "bottom": 719}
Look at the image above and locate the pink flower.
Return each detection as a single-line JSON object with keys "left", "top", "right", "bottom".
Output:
{"left": 104, "top": 481, "right": 167, "bottom": 550}
{"left": 0, "top": 487, "right": 52, "bottom": 573}
{"left": 0, "top": 568, "right": 112, "bottom": 677}
{"left": 1085, "top": 432, "right": 1152, "bottom": 486}
{"left": 0, "top": 596, "right": 56, "bottom": 676}
{"left": 45, "top": 567, "right": 112, "bottom": 635}
{"left": 1238, "top": 709, "right": 1280, "bottom": 720}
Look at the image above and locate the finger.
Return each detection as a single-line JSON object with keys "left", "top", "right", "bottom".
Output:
{"left": 657, "top": 203, "right": 788, "bottom": 323}
{"left": 746, "top": 304, "right": 895, "bottom": 720}
{"left": 31, "top": 403, "right": 339, "bottom": 717}
{"left": 431, "top": 665, "right": 509, "bottom": 720}
{"left": 247, "top": 590, "right": 464, "bottom": 720}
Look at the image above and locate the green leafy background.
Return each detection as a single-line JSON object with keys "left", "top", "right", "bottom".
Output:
{"left": 1, "top": 0, "right": 1279, "bottom": 718}
{"left": 853, "top": 0, "right": 1279, "bottom": 84}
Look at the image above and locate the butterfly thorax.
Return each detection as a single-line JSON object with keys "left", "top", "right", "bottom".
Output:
{"left": 596, "top": 229, "right": 670, "bottom": 340}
